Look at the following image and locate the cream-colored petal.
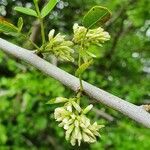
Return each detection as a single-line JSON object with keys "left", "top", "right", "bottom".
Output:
{"left": 48, "top": 29, "right": 55, "bottom": 41}
{"left": 65, "top": 125, "right": 74, "bottom": 141}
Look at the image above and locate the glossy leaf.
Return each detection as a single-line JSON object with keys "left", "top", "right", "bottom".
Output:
{"left": 17, "top": 17, "right": 23, "bottom": 32}
{"left": 14, "top": 7, "right": 38, "bottom": 17}
{"left": 41, "top": 0, "right": 58, "bottom": 18}
{"left": 0, "top": 18, "right": 18, "bottom": 36}
{"left": 75, "top": 59, "right": 93, "bottom": 76}
{"left": 82, "top": 6, "right": 111, "bottom": 28}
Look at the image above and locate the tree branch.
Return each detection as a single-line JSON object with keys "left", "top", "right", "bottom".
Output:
{"left": 93, "top": 108, "right": 114, "bottom": 122}
{"left": 0, "top": 38, "right": 150, "bottom": 128}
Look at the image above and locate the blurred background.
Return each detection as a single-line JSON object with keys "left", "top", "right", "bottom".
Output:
{"left": 0, "top": 0, "right": 150, "bottom": 149}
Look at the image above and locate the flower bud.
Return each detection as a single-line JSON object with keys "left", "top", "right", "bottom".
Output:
{"left": 45, "top": 30, "right": 74, "bottom": 61}
{"left": 83, "top": 104, "right": 93, "bottom": 114}
{"left": 82, "top": 132, "right": 90, "bottom": 142}
{"left": 53, "top": 97, "right": 104, "bottom": 146}
{"left": 48, "top": 29, "right": 55, "bottom": 40}
{"left": 71, "top": 101, "right": 81, "bottom": 113}
{"left": 83, "top": 128, "right": 94, "bottom": 138}
{"left": 89, "top": 136, "right": 96, "bottom": 143}
{"left": 70, "top": 130, "right": 76, "bottom": 146}
{"left": 55, "top": 97, "right": 68, "bottom": 103}
{"left": 73, "top": 23, "right": 87, "bottom": 44}
{"left": 54, "top": 107, "right": 69, "bottom": 121}
{"left": 73, "top": 23, "right": 110, "bottom": 49}
{"left": 65, "top": 124, "right": 74, "bottom": 141}
{"left": 66, "top": 103, "right": 72, "bottom": 112}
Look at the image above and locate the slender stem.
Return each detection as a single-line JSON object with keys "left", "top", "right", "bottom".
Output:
{"left": 34, "top": 1, "right": 46, "bottom": 44}
{"left": 78, "top": 54, "right": 83, "bottom": 91}
{"left": 20, "top": 33, "right": 40, "bottom": 50}
{"left": 40, "top": 18, "right": 46, "bottom": 44}
{"left": 77, "top": 30, "right": 88, "bottom": 97}
{"left": 76, "top": 53, "right": 83, "bottom": 104}
{"left": 76, "top": 30, "right": 88, "bottom": 104}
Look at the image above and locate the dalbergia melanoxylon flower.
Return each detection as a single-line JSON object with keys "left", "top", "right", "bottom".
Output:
{"left": 73, "top": 23, "right": 110, "bottom": 47}
{"left": 48, "top": 97, "right": 104, "bottom": 146}
{"left": 45, "top": 29, "right": 74, "bottom": 62}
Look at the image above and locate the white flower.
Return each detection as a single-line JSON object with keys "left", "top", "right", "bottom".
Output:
{"left": 53, "top": 97, "right": 104, "bottom": 146}
{"left": 86, "top": 27, "right": 110, "bottom": 45}
{"left": 48, "top": 29, "right": 55, "bottom": 40}
{"left": 71, "top": 101, "right": 81, "bottom": 113}
{"left": 82, "top": 132, "right": 90, "bottom": 142}
{"left": 54, "top": 107, "right": 70, "bottom": 122}
{"left": 80, "top": 114, "right": 91, "bottom": 128}
{"left": 45, "top": 29, "right": 74, "bottom": 62}
{"left": 73, "top": 23, "right": 110, "bottom": 47}
{"left": 66, "top": 124, "right": 74, "bottom": 141}
{"left": 73, "top": 23, "right": 87, "bottom": 44}
{"left": 65, "top": 102, "right": 72, "bottom": 112}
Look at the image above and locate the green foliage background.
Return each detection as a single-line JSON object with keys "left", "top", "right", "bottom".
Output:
{"left": 0, "top": 0, "right": 150, "bottom": 149}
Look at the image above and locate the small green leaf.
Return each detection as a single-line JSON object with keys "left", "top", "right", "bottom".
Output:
{"left": 75, "top": 59, "right": 93, "bottom": 76}
{"left": 41, "top": 0, "right": 58, "bottom": 18}
{"left": 79, "top": 49, "right": 89, "bottom": 62}
{"left": 46, "top": 97, "right": 68, "bottom": 105}
{"left": 0, "top": 18, "right": 19, "bottom": 36}
{"left": 14, "top": 6, "right": 38, "bottom": 17}
{"left": 71, "top": 101, "right": 81, "bottom": 113}
{"left": 86, "top": 51, "right": 97, "bottom": 58}
{"left": 82, "top": 6, "right": 111, "bottom": 28}
{"left": 83, "top": 104, "right": 93, "bottom": 114}
{"left": 17, "top": 17, "right": 23, "bottom": 32}
{"left": 46, "top": 98, "right": 58, "bottom": 105}
{"left": 87, "top": 45, "right": 104, "bottom": 58}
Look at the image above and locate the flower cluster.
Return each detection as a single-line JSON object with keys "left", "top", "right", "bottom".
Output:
{"left": 51, "top": 97, "right": 104, "bottom": 146}
{"left": 73, "top": 23, "right": 110, "bottom": 47}
{"left": 45, "top": 29, "right": 74, "bottom": 62}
